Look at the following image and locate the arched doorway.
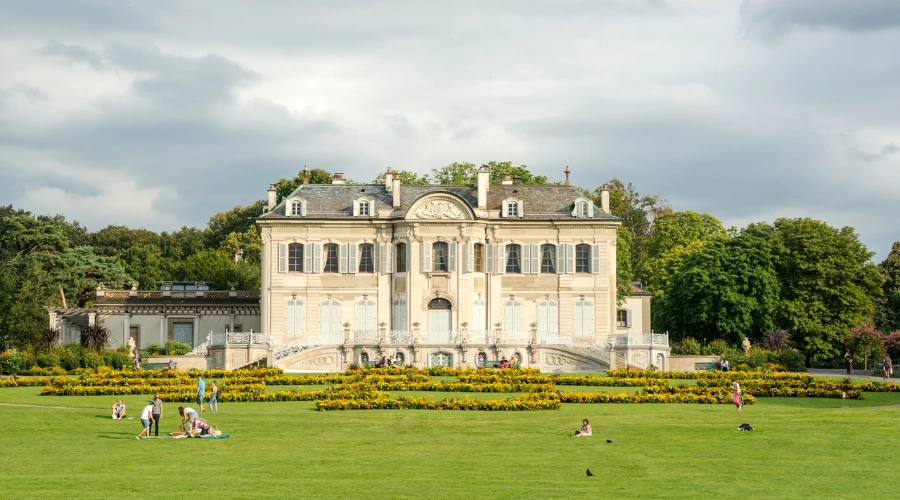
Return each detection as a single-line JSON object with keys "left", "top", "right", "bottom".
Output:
{"left": 427, "top": 298, "right": 452, "bottom": 343}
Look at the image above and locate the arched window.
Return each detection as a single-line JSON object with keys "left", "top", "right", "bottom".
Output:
{"left": 285, "top": 299, "right": 305, "bottom": 338}
{"left": 427, "top": 298, "right": 452, "bottom": 343}
{"left": 575, "top": 300, "right": 594, "bottom": 336}
{"left": 474, "top": 243, "right": 484, "bottom": 273}
{"left": 291, "top": 201, "right": 303, "bottom": 216}
{"left": 433, "top": 242, "right": 449, "bottom": 272}
{"left": 288, "top": 198, "right": 307, "bottom": 217}
{"left": 358, "top": 244, "right": 374, "bottom": 273}
{"left": 323, "top": 244, "right": 339, "bottom": 273}
{"left": 288, "top": 243, "right": 303, "bottom": 272}
{"left": 319, "top": 299, "right": 342, "bottom": 344}
{"left": 537, "top": 300, "right": 559, "bottom": 342}
{"left": 396, "top": 243, "right": 407, "bottom": 273}
{"left": 540, "top": 244, "right": 556, "bottom": 273}
{"left": 575, "top": 244, "right": 591, "bottom": 273}
{"left": 502, "top": 198, "right": 524, "bottom": 218}
{"left": 505, "top": 244, "right": 522, "bottom": 273}
{"left": 571, "top": 198, "right": 593, "bottom": 218}
{"left": 353, "top": 197, "right": 375, "bottom": 217}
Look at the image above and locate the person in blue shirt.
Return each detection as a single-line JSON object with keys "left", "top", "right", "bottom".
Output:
{"left": 197, "top": 375, "right": 206, "bottom": 413}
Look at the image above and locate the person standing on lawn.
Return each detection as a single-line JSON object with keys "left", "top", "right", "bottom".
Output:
{"left": 209, "top": 381, "right": 219, "bottom": 413}
{"left": 844, "top": 350, "right": 853, "bottom": 375}
{"left": 197, "top": 375, "right": 206, "bottom": 413}
{"left": 150, "top": 392, "right": 163, "bottom": 437}
{"left": 884, "top": 355, "right": 893, "bottom": 380}
{"left": 731, "top": 380, "right": 743, "bottom": 412}
{"left": 137, "top": 401, "right": 155, "bottom": 440}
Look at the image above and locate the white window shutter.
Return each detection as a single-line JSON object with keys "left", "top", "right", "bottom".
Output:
{"left": 565, "top": 244, "right": 575, "bottom": 274}
{"left": 304, "top": 244, "right": 313, "bottom": 274}
{"left": 312, "top": 243, "right": 322, "bottom": 273}
{"left": 626, "top": 310, "right": 633, "bottom": 328}
{"left": 574, "top": 302, "right": 583, "bottom": 336}
{"left": 522, "top": 244, "right": 531, "bottom": 274}
{"left": 501, "top": 200, "right": 508, "bottom": 218}
{"left": 557, "top": 244, "right": 565, "bottom": 275}
{"left": 513, "top": 301, "right": 522, "bottom": 333}
{"left": 485, "top": 244, "right": 494, "bottom": 274}
{"left": 339, "top": 243, "right": 349, "bottom": 274}
{"left": 349, "top": 244, "right": 358, "bottom": 274}
{"left": 422, "top": 241, "right": 432, "bottom": 273}
{"left": 550, "top": 302, "right": 559, "bottom": 334}
{"left": 301, "top": 200, "right": 308, "bottom": 217}
{"left": 286, "top": 300, "right": 295, "bottom": 335}
{"left": 385, "top": 244, "right": 393, "bottom": 273}
{"left": 465, "top": 242, "right": 474, "bottom": 273}
{"left": 374, "top": 244, "right": 382, "bottom": 273}
{"left": 592, "top": 244, "right": 601, "bottom": 274}
{"left": 587, "top": 202, "right": 593, "bottom": 218}
{"left": 277, "top": 242, "right": 287, "bottom": 273}
{"left": 448, "top": 242, "right": 457, "bottom": 272}
{"left": 530, "top": 244, "right": 539, "bottom": 274}
{"left": 517, "top": 199, "right": 524, "bottom": 218}
{"left": 352, "top": 200, "right": 359, "bottom": 216}
{"left": 497, "top": 243, "right": 505, "bottom": 274}
{"left": 537, "top": 302, "right": 547, "bottom": 336}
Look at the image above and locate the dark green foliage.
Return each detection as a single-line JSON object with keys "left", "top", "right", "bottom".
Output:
{"left": 164, "top": 340, "right": 192, "bottom": 355}
{"left": 103, "top": 347, "right": 131, "bottom": 369}
{"left": 81, "top": 350, "right": 103, "bottom": 368}
{"left": 875, "top": 242, "right": 900, "bottom": 331}
{"left": 374, "top": 170, "right": 431, "bottom": 185}
{"left": 764, "top": 329, "right": 792, "bottom": 351}
{"left": 35, "top": 351, "right": 60, "bottom": 369}
{"left": 55, "top": 345, "right": 82, "bottom": 371}
{"left": 676, "top": 337, "right": 701, "bottom": 355}
{"left": 143, "top": 343, "right": 164, "bottom": 356}
{"left": 0, "top": 350, "right": 33, "bottom": 374}
{"left": 41, "top": 327, "right": 60, "bottom": 352}
{"left": 82, "top": 324, "right": 111, "bottom": 352}
{"left": 205, "top": 200, "right": 266, "bottom": 249}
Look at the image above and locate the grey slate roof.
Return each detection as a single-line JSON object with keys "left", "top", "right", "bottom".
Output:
{"left": 261, "top": 183, "right": 619, "bottom": 221}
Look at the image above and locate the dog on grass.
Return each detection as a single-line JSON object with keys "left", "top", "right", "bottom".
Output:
{"left": 738, "top": 423, "right": 754, "bottom": 432}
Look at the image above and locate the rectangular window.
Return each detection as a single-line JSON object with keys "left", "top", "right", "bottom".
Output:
{"left": 505, "top": 244, "right": 521, "bottom": 273}
{"left": 576, "top": 244, "right": 591, "bottom": 273}
{"left": 540, "top": 244, "right": 556, "bottom": 273}
{"left": 359, "top": 201, "right": 370, "bottom": 216}
{"left": 323, "top": 244, "right": 339, "bottom": 273}
{"left": 507, "top": 202, "right": 518, "bottom": 217}
{"left": 474, "top": 243, "right": 484, "bottom": 273}
{"left": 616, "top": 309, "right": 627, "bottom": 328}
{"left": 575, "top": 300, "right": 594, "bottom": 336}
{"left": 172, "top": 323, "right": 193, "bottom": 346}
{"left": 288, "top": 243, "right": 303, "bottom": 272}
{"left": 291, "top": 201, "right": 303, "bottom": 216}
{"left": 396, "top": 243, "right": 407, "bottom": 273}
{"left": 358, "top": 244, "right": 374, "bottom": 273}
{"left": 433, "top": 242, "right": 449, "bottom": 272}
{"left": 580, "top": 202, "right": 588, "bottom": 218}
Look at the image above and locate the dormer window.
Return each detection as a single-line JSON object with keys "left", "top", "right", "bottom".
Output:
{"left": 501, "top": 198, "right": 524, "bottom": 218}
{"left": 288, "top": 198, "right": 307, "bottom": 217}
{"left": 353, "top": 197, "right": 376, "bottom": 217}
{"left": 572, "top": 197, "right": 594, "bottom": 218}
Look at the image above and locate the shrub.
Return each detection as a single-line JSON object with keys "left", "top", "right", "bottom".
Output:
{"left": 55, "top": 345, "right": 82, "bottom": 371}
{"left": 103, "top": 349, "right": 130, "bottom": 370}
{"left": 772, "top": 349, "right": 806, "bottom": 372}
{"left": 83, "top": 324, "right": 112, "bottom": 352}
{"left": 0, "top": 351, "right": 32, "bottom": 375}
{"left": 678, "top": 337, "right": 701, "bottom": 355}
{"left": 164, "top": 341, "right": 192, "bottom": 356}
{"left": 702, "top": 339, "right": 731, "bottom": 356}
{"left": 764, "top": 329, "right": 792, "bottom": 351}
{"left": 82, "top": 350, "right": 103, "bottom": 369}
{"left": 747, "top": 349, "right": 769, "bottom": 368}
{"left": 35, "top": 351, "right": 61, "bottom": 369}
{"left": 143, "top": 343, "right": 164, "bottom": 356}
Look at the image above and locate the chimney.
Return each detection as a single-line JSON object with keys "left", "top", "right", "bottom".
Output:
{"left": 302, "top": 164, "right": 309, "bottom": 184}
{"left": 476, "top": 164, "right": 489, "bottom": 209}
{"left": 385, "top": 168, "right": 394, "bottom": 193}
{"left": 512, "top": 177, "right": 522, "bottom": 185}
{"left": 392, "top": 177, "right": 401, "bottom": 208}
{"left": 501, "top": 175, "right": 513, "bottom": 185}
{"left": 564, "top": 165, "right": 571, "bottom": 186}
{"left": 601, "top": 183, "right": 610, "bottom": 214}
{"left": 332, "top": 172, "right": 346, "bottom": 185}
{"left": 267, "top": 184, "right": 277, "bottom": 211}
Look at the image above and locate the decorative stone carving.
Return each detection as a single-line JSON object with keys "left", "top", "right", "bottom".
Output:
{"left": 742, "top": 338, "right": 751, "bottom": 353}
{"left": 127, "top": 337, "right": 136, "bottom": 359}
{"left": 414, "top": 200, "right": 465, "bottom": 220}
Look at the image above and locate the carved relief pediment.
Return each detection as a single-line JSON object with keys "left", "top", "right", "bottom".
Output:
{"left": 410, "top": 198, "right": 470, "bottom": 220}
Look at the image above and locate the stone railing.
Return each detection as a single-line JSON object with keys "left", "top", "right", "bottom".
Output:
{"left": 209, "top": 332, "right": 272, "bottom": 346}
{"left": 612, "top": 333, "right": 669, "bottom": 347}
{"left": 273, "top": 341, "right": 315, "bottom": 361}
{"left": 96, "top": 289, "right": 261, "bottom": 300}
{"left": 469, "top": 330, "right": 494, "bottom": 344}
{"left": 388, "top": 330, "right": 412, "bottom": 344}
{"left": 353, "top": 330, "right": 379, "bottom": 343}
{"left": 425, "top": 330, "right": 462, "bottom": 344}
{"left": 501, "top": 330, "right": 528, "bottom": 343}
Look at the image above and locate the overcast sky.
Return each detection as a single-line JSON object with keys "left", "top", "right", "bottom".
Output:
{"left": 1, "top": 0, "right": 899, "bottom": 260}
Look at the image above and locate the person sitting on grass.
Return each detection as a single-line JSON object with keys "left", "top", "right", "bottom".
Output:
{"left": 574, "top": 419, "right": 592, "bottom": 437}
{"left": 187, "top": 416, "right": 211, "bottom": 437}
{"left": 112, "top": 400, "right": 126, "bottom": 420}
{"left": 178, "top": 406, "right": 199, "bottom": 432}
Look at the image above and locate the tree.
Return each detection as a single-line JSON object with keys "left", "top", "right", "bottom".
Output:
{"left": 43, "top": 246, "right": 133, "bottom": 306}
{"left": 875, "top": 242, "right": 900, "bottom": 331}
{"left": 430, "top": 162, "right": 477, "bottom": 185}
{"left": 205, "top": 200, "right": 265, "bottom": 249}
{"left": 745, "top": 218, "right": 883, "bottom": 366}
{"left": 652, "top": 232, "right": 779, "bottom": 345}
{"left": 160, "top": 226, "right": 206, "bottom": 261}
{"left": 846, "top": 324, "right": 886, "bottom": 370}
{"left": 119, "top": 244, "right": 170, "bottom": 290}
{"left": 273, "top": 167, "right": 334, "bottom": 202}
{"left": 6, "top": 260, "right": 56, "bottom": 349}
{"left": 484, "top": 161, "right": 552, "bottom": 185}
{"left": 430, "top": 161, "right": 554, "bottom": 186}
{"left": 89, "top": 225, "right": 161, "bottom": 257}
{"left": 646, "top": 211, "right": 725, "bottom": 261}
{"left": 174, "top": 249, "right": 260, "bottom": 290}
{"left": 374, "top": 170, "right": 430, "bottom": 185}
{"left": 220, "top": 228, "right": 262, "bottom": 267}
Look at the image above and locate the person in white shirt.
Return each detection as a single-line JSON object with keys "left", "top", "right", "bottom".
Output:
{"left": 136, "top": 402, "right": 155, "bottom": 439}
{"left": 178, "top": 406, "right": 199, "bottom": 432}
{"left": 112, "top": 400, "right": 126, "bottom": 419}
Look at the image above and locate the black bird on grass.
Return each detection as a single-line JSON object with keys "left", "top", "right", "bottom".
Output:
{"left": 586, "top": 469, "right": 595, "bottom": 477}
{"left": 606, "top": 439, "right": 612, "bottom": 443}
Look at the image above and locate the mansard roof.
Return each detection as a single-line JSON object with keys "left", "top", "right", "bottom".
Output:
{"left": 261, "top": 183, "right": 618, "bottom": 221}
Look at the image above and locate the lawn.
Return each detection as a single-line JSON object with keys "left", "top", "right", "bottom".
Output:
{"left": 2, "top": 379, "right": 899, "bottom": 499}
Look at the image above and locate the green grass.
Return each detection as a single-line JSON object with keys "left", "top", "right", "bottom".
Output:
{"left": 3, "top": 382, "right": 900, "bottom": 499}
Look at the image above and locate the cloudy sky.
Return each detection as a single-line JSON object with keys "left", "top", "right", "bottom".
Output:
{"left": 1, "top": 0, "right": 899, "bottom": 259}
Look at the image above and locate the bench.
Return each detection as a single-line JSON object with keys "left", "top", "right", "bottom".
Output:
{"left": 694, "top": 362, "right": 717, "bottom": 371}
